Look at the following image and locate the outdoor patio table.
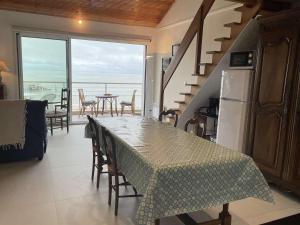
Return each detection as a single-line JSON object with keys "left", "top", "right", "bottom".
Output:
{"left": 85, "top": 116, "right": 273, "bottom": 225}
{"left": 95, "top": 95, "right": 119, "bottom": 117}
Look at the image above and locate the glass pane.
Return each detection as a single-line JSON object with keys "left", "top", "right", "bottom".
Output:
{"left": 21, "top": 37, "right": 67, "bottom": 103}
{"left": 71, "top": 39, "right": 145, "bottom": 114}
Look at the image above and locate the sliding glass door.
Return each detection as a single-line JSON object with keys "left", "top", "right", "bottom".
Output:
{"left": 71, "top": 38, "right": 145, "bottom": 117}
{"left": 18, "top": 35, "right": 68, "bottom": 103}
{"left": 18, "top": 33, "right": 146, "bottom": 123}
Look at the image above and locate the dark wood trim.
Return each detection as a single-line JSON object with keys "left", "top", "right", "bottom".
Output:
{"left": 194, "top": 8, "right": 204, "bottom": 75}
{"left": 176, "top": 204, "right": 231, "bottom": 225}
{"left": 258, "top": 8, "right": 300, "bottom": 24}
{"left": 162, "top": 0, "right": 215, "bottom": 90}
{"left": 159, "top": 70, "right": 165, "bottom": 113}
{"left": 261, "top": 213, "right": 300, "bottom": 225}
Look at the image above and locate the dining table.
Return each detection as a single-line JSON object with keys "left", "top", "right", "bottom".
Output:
{"left": 85, "top": 116, "right": 273, "bottom": 225}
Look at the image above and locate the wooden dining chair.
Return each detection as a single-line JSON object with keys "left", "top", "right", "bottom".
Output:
{"left": 46, "top": 88, "right": 70, "bottom": 135}
{"left": 120, "top": 89, "right": 137, "bottom": 115}
{"left": 184, "top": 115, "right": 207, "bottom": 138}
{"left": 159, "top": 109, "right": 178, "bottom": 127}
{"left": 78, "top": 89, "right": 96, "bottom": 117}
{"left": 102, "top": 127, "right": 142, "bottom": 216}
{"left": 87, "top": 115, "right": 108, "bottom": 189}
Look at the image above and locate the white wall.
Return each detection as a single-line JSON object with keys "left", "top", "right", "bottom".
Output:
{"left": 178, "top": 19, "right": 260, "bottom": 128}
{"left": 0, "top": 10, "right": 155, "bottom": 99}
{"left": 151, "top": 0, "right": 242, "bottom": 112}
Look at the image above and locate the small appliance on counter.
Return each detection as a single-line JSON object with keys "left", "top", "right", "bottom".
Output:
{"left": 196, "top": 98, "right": 220, "bottom": 141}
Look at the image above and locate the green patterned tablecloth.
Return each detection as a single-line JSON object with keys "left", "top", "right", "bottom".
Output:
{"left": 86, "top": 116, "right": 273, "bottom": 225}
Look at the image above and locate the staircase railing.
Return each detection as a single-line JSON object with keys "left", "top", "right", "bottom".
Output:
{"left": 159, "top": 0, "right": 215, "bottom": 112}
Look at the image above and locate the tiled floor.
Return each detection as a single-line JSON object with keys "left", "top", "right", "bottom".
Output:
{"left": 0, "top": 125, "right": 300, "bottom": 225}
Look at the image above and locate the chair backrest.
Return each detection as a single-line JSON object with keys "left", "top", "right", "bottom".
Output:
{"left": 60, "top": 88, "right": 70, "bottom": 113}
{"left": 102, "top": 127, "right": 118, "bottom": 173}
{"left": 184, "top": 115, "right": 207, "bottom": 138}
{"left": 87, "top": 115, "right": 106, "bottom": 163}
{"left": 131, "top": 89, "right": 137, "bottom": 104}
{"left": 159, "top": 109, "right": 178, "bottom": 127}
{"left": 78, "top": 89, "right": 85, "bottom": 104}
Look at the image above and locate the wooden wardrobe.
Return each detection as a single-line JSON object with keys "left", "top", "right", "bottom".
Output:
{"left": 247, "top": 10, "right": 300, "bottom": 196}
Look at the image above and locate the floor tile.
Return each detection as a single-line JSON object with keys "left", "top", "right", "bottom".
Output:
{"left": 0, "top": 125, "right": 300, "bottom": 225}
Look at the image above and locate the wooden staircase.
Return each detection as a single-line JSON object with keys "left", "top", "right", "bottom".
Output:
{"left": 160, "top": 0, "right": 263, "bottom": 116}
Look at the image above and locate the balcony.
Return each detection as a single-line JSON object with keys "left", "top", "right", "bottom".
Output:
{"left": 23, "top": 81, "right": 143, "bottom": 121}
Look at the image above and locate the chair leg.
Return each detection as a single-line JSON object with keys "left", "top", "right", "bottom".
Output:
{"left": 122, "top": 175, "right": 128, "bottom": 188}
{"left": 50, "top": 118, "right": 53, "bottom": 136}
{"left": 79, "top": 107, "right": 82, "bottom": 117}
{"left": 108, "top": 174, "right": 112, "bottom": 205}
{"left": 60, "top": 118, "right": 63, "bottom": 130}
{"left": 91, "top": 153, "right": 95, "bottom": 181}
{"left": 96, "top": 165, "right": 101, "bottom": 189}
{"left": 114, "top": 175, "right": 119, "bottom": 216}
{"left": 66, "top": 116, "right": 69, "bottom": 133}
{"left": 132, "top": 186, "right": 138, "bottom": 195}
{"left": 121, "top": 105, "right": 124, "bottom": 115}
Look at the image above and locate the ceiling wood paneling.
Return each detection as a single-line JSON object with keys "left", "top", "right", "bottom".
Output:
{"left": 0, "top": 0, "right": 175, "bottom": 27}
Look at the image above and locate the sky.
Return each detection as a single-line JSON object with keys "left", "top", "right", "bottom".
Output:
{"left": 21, "top": 37, "right": 145, "bottom": 83}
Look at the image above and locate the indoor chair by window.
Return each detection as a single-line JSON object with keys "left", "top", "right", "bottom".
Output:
{"left": 78, "top": 89, "right": 96, "bottom": 117}
{"left": 120, "top": 89, "right": 137, "bottom": 115}
{"left": 46, "top": 88, "right": 70, "bottom": 135}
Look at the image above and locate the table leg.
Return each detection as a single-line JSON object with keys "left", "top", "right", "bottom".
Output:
{"left": 220, "top": 204, "right": 231, "bottom": 225}
{"left": 110, "top": 100, "right": 113, "bottom": 117}
{"left": 176, "top": 204, "right": 231, "bottom": 225}
{"left": 115, "top": 97, "right": 118, "bottom": 116}
{"left": 102, "top": 99, "right": 105, "bottom": 115}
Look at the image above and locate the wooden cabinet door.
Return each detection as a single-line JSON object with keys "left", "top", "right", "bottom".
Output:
{"left": 285, "top": 69, "right": 300, "bottom": 189}
{"left": 249, "top": 24, "right": 299, "bottom": 179}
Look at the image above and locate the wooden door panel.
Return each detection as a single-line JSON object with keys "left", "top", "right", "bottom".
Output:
{"left": 259, "top": 38, "right": 290, "bottom": 105}
{"left": 293, "top": 110, "right": 300, "bottom": 180}
{"left": 250, "top": 24, "right": 299, "bottom": 179}
{"left": 288, "top": 86, "right": 300, "bottom": 186}
{"left": 253, "top": 112, "right": 283, "bottom": 176}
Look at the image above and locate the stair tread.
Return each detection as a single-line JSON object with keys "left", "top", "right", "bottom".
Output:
{"left": 214, "top": 37, "right": 231, "bottom": 42}
{"left": 234, "top": 6, "right": 249, "bottom": 12}
{"left": 170, "top": 108, "right": 181, "bottom": 112}
{"left": 192, "top": 73, "right": 205, "bottom": 76}
{"left": 206, "top": 50, "right": 223, "bottom": 54}
{"left": 200, "top": 62, "right": 214, "bottom": 66}
{"left": 185, "top": 83, "right": 199, "bottom": 86}
{"left": 174, "top": 100, "right": 186, "bottom": 104}
{"left": 179, "top": 92, "right": 193, "bottom": 96}
{"left": 224, "top": 22, "right": 242, "bottom": 27}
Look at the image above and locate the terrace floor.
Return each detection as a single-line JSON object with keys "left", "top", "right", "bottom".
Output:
{"left": 71, "top": 110, "right": 142, "bottom": 124}
{"left": 0, "top": 125, "right": 300, "bottom": 225}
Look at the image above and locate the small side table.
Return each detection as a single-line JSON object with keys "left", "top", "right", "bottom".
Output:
{"left": 0, "top": 84, "right": 4, "bottom": 99}
{"left": 95, "top": 95, "right": 119, "bottom": 117}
